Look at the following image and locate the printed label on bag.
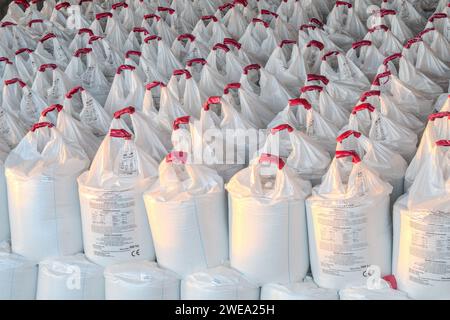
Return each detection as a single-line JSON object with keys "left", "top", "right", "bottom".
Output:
{"left": 118, "top": 144, "right": 139, "bottom": 177}
{"left": 81, "top": 66, "right": 94, "bottom": 87}
{"left": 314, "top": 207, "right": 369, "bottom": 277}
{"left": 89, "top": 191, "right": 140, "bottom": 258}
{"left": 403, "top": 211, "right": 450, "bottom": 286}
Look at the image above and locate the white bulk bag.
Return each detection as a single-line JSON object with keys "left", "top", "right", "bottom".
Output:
{"left": 36, "top": 254, "right": 104, "bottom": 300}
{"left": 104, "top": 261, "right": 180, "bottom": 300}
{"left": 227, "top": 153, "right": 311, "bottom": 284}
{"left": 192, "top": 96, "right": 253, "bottom": 181}
{"left": 259, "top": 124, "right": 331, "bottom": 185}
{"left": 306, "top": 150, "right": 393, "bottom": 289}
{"left": 347, "top": 103, "right": 418, "bottom": 162}
{"left": 19, "top": 84, "right": 48, "bottom": 128}
{"left": 181, "top": 266, "right": 260, "bottom": 300}
{"left": 39, "top": 103, "right": 101, "bottom": 161}
{"left": 111, "top": 106, "right": 170, "bottom": 162}
{"left": 0, "top": 140, "right": 10, "bottom": 241}
{"left": 143, "top": 151, "right": 228, "bottom": 276}
{"left": 5, "top": 122, "right": 89, "bottom": 261}
{"left": 346, "top": 40, "right": 385, "bottom": 80}
{"left": 78, "top": 128, "right": 158, "bottom": 267}
{"left": 393, "top": 140, "right": 450, "bottom": 300}
{"left": 104, "top": 64, "right": 145, "bottom": 116}
{"left": 336, "top": 130, "right": 407, "bottom": 206}
{"left": 339, "top": 269, "right": 409, "bottom": 300}
{"left": 0, "top": 251, "right": 38, "bottom": 300}
{"left": 222, "top": 82, "right": 275, "bottom": 129}
{"left": 2, "top": 76, "right": 25, "bottom": 114}
{"left": 405, "top": 110, "right": 450, "bottom": 190}
{"left": 261, "top": 277, "right": 339, "bottom": 300}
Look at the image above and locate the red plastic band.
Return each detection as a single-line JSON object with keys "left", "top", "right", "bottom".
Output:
{"left": 383, "top": 53, "right": 402, "bottom": 65}
{"left": 145, "top": 81, "right": 166, "bottom": 90}
{"left": 213, "top": 43, "right": 230, "bottom": 52}
{"left": 243, "top": 64, "right": 261, "bottom": 74}
{"left": 201, "top": 15, "right": 218, "bottom": 22}
{"left": 428, "top": 112, "right": 450, "bottom": 121}
{"left": 31, "top": 122, "right": 54, "bottom": 132}
{"left": 144, "top": 13, "right": 161, "bottom": 21}
{"left": 40, "top": 33, "right": 56, "bottom": 43}
{"left": 352, "top": 40, "right": 372, "bottom": 50}
{"left": 125, "top": 50, "right": 141, "bottom": 58}
{"left": 74, "top": 47, "right": 92, "bottom": 57}
{"left": 110, "top": 129, "right": 132, "bottom": 140}
{"left": 95, "top": 12, "right": 112, "bottom": 20}
{"left": 116, "top": 64, "right": 135, "bottom": 74}
{"left": 66, "top": 86, "right": 84, "bottom": 99}
{"left": 360, "top": 90, "right": 381, "bottom": 102}
{"left": 289, "top": 98, "right": 311, "bottom": 110}
{"left": 203, "top": 96, "right": 221, "bottom": 111}
{"left": 307, "top": 74, "right": 329, "bottom": 85}
{"left": 133, "top": 27, "right": 149, "bottom": 35}
{"left": 300, "top": 85, "right": 323, "bottom": 93}
{"left": 261, "top": 9, "right": 278, "bottom": 18}
{"left": 157, "top": 6, "right": 175, "bottom": 14}
{"left": 271, "top": 124, "right": 294, "bottom": 134}
{"left": 4, "top": 78, "right": 26, "bottom": 87}
{"left": 114, "top": 106, "right": 135, "bottom": 119}
{"left": 259, "top": 153, "right": 285, "bottom": 170}
{"left": 165, "top": 151, "right": 187, "bottom": 163}
{"left": 252, "top": 18, "right": 269, "bottom": 28}
{"left": 177, "top": 33, "right": 195, "bottom": 42}
{"left": 322, "top": 50, "right": 340, "bottom": 61}
{"left": 173, "top": 116, "right": 190, "bottom": 130}
{"left": 224, "top": 82, "right": 241, "bottom": 94}
{"left": 336, "top": 1, "right": 352, "bottom": 8}
{"left": 280, "top": 39, "right": 296, "bottom": 47}
{"left": 41, "top": 104, "right": 63, "bottom": 117}
{"left": 336, "top": 130, "right": 362, "bottom": 143}
{"left": 335, "top": 150, "right": 361, "bottom": 163}
{"left": 352, "top": 103, "right": 375, "bottom": 114}
{"left": 55, "top": 2, "right": 70, "bottom": 10}
{"left": 307, "top": 40, "right": 324, "bottom": 50}
{"left": 173, "top": 69, "right": 192, "bottom": 79}
{"left": 223, "top": 38, "right": 241, "bottom": 50}
{"left": 28, "top": 19, "right": 43, "bottom": 27}
{"left": 186, "top": 58, "right": 207, "bottom": 67}
{"left": 38, "top": 64, "right": 57, "bottom": 72}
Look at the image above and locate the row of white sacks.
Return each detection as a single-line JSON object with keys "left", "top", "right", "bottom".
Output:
{"left": 0, "top": 0, "right": 448, "bottom": 133}
{"left": 0, "top": 245, "right": 406, "bottom": 300}
{"left": 0, "top": 94, "right": 448, "bottom": 300}
{"left": 0, "top": 0, "right": 448, "bottom": 300}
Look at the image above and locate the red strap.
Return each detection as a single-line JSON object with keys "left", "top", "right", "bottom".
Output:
{"left": 186, "top": 58, "right": 207, "bottom": 67}
{"left": 289, "top": 98, "right": 311, "bottom": 110}
{"left": 336, "top": 130, "right": 361, "bottom": 143}
{"left": 252, "top": 18, "right": 269, "bottom": 28}
{"left": 88, "top": 35, "right": 103, "bottom": 44}
{"left": 259, "top": 153, "right": 285, "bottom": 170}
{"left": 14, "top": 0, "right": 30, "bottom": 9}
{"left": 429, "top": 13, "right": 447, "bottom": 22}
{"left": 436, "top": 140, "right": 450, "bottom": 147}
{"left": 1, "top": 21, "right": 17, "bottom": 28}
{"left": 335, "top": 150, "right": 361, "bottom": 163}
{"left": 110, "top": 129, "right": 132, "bottom": 140}
{"left": 383, "top": 53, "right": 402, "bottom": 65}
{"left": 372, "top": 71, "right": 391, "bottom": 86}
{"left": 125, "top": 50, "right": 141, "bottom": 58}
{"left": 233, "top": 0, "right": 247, "bottom": 7}
{"left": 95, "top": 12, "right": 112, "bottom": 20}
{"left": 300, "top": 85, "right": 323, "bottom": 93}
{"left": 280, "top": 39, "right": 296, "bottom": 47}
{"left": 201, "top": 15, "right": 218, "bottom": 22}
{"left": 133, "top": 27, "right": 149, "bottom": 35}
{"left": 300, "top": 24, "right": 316, "bottom": 31}
{"left": 213, "top": 43, "right": 230, "bottom": 52}
{"left": 66, "top": 86, "right": 84, "bottom": 99}
{"left": 307, "top": 40, "right": 324, "bottom": 50}
{"left": 307, "top": 74, "right": 329, "bottom": 85}
{"left": 243, "top": 64, "right": 260, "bottom": 74}
{"left": 309, "top": 18, "right": 324, "bottom": 27}
{"left": 41, "top": 104, "right": 63, "bottom": 117}
{"left": 360, "top": 90, "right": 381, "bottom": 102}
{"left": 173, "top": 116, "right": 190, "bottom": 130}
{"left": 336, "top": 1, "right": 352, "bottom": 8}
{"left": 55, "top": 2, "right": 70, "bottom": 10}
{"left": 146, "top": 81, "right": 166, "bottom": 90}
{"left": 271, "top": 124, "right": 294, "bottom": 134}
{"left": 177, "top": 33, "right": 195, "bottom": 42}
{"left": 0, "top": 57, "right": 12, "bottom": 65}
{"left": 144, "top": 13, "right": 161, "bottom": 21}
{"left": 352, "top": 103, "right": 375, "bottom": 114}
{"left": 144, "top": 35, "right": 162, "bottom": 43}
{"left": 428, "top": 112, "right": 450, "bottom": 121}
{"left": 404, "top": 37, "right": 422, "bottom": 49}
{"left": 40, "top": 33, "right": 56, "bottom": 43}
{"left": 78, "top": 28, "right": 94, "bottom": 36}
{"left": 219, "top": 2, "right": 234, "bottom": 11}
{"left": 157, "top": 6, "right": 175, "bottom": 14}
{"left": 173, "top": 69, "right": 192, "bottom": 79}
{"left": 223, "top": 38, "right": 241, "bottom": 50}
{"left": 322, "top": 50, "right": 340, "bottom": 61}
{"left": 15, "top": 48, "right": 33, "bottom": 55}
{"left": 352, "top": 40, "right": 372, "bottom": 50}
{"left": 30, "top": 122, "right": 54, "bottom": 132}
{"left": 368, "top": 24, "right": 389, "bottom": 33}
{"left": 166, "top": 151, "right": 187, "bottom": 163}
{"left": 418, "top": 28, "right": 436, "bottom": 38}
{"left": 74, "top": 47, "right": 92, "bottom": 57}
{"left": 203, "top": 96, "right": 221, "bottom": 111}
{"left": 224, "top": 82, "right": 241, "bottom": 94}
{"left": 261, "top": 9, "right": 278, "bottom": 18}
{"left": 116, "top": 64, "right": 135, "bottom": 74}
{"left": 382, "top": 275, "right": 398, "bottom": 290}
{"left": 38, "top": 63, "right": 57, "bottom": 72}
{"left": 111, "top": 1, "right": 128, "bottom": 10}
{"left": 114, "top": 106, "right": 135, "bottom": 119}
{"left": 28, "top": 19, "right": 43, "bottom": 27}
{"left": 380, "top": 9, "right": 396, "bottom": 17}
{"left": 4, "top": 78, "right": 26, "bottom": 87}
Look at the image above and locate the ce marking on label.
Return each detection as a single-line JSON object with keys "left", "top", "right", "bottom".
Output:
{"left": 131, "top": 249, "right": 140, "bottom": 257}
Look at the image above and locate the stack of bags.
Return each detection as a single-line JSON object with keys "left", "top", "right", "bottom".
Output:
{"left": 0, "top": 0, "right": 448, "bottom": 300}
